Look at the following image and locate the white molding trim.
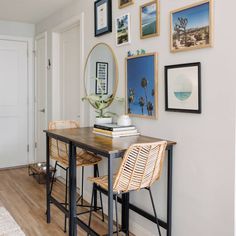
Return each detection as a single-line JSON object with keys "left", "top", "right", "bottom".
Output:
{"left": 51, "top": 12, "right": 85, "bottom": 125}
{"left": 34, "top": 32, "right": 48, "bottom": 162}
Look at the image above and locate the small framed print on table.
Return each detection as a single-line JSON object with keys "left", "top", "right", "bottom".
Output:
{"left": 96, "top": 62, "right": 108, "bottom": 95}
{"left": 165, "top": 62, "right": 201, "bottom": 113}
{"left": 94, "top": 0, "right": 112, "bottom": 37}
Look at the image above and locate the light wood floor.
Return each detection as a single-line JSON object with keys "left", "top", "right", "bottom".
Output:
{"left": 0, "top": 167, "right": 120, "bottom": 236}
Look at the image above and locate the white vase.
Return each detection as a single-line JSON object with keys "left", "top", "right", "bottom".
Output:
{"left": 95, "top": 117, "right": 112, "bottom": 125}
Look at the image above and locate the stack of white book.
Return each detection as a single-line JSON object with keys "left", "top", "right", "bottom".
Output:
{"left": 93, "top": 123, "right": 140, "bottom": 138}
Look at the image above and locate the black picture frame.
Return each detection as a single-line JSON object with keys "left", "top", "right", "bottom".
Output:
{"left": 94, "top": 0, "right": 112, "bottom": 37}
{"left": 165, "top": 62, "right": 201, "bottom": 113}
{"left": 95, "top": 62, "right": 109, "bottom": 95}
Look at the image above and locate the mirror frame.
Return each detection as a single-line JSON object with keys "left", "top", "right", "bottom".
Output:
{"left": 83, "top": 42, "right": 119, "bottom": 109}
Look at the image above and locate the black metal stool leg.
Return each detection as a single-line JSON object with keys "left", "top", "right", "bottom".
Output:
{"left": 45, "top": 161, "right": 57, "bottom": 215}
{"left": 50, "top": 161, "right": 58, "bottom": 195}
{"left": 148, "top": 188, "right": 161, "bottom": 236}
{"left": 96, "top": 166, "right": 104, "bottom": 221}
{"left": 76, "top": 166, "right": 85, "bottom": 205}
{"left": 115, "top": 194, "right": 119, "bottom": 236}
{"left": 88, "top": 185, "right": 95, "bottom": 236}
{"left": 64, "top": 168, "right": 69, "bottom": 233}
{"left": 99, "top": 190, "right": 104, "bottom": 222}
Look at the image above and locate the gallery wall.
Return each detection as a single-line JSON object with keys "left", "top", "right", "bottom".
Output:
{"left": 36, "top": 0, "right": 236, "bottom": 235}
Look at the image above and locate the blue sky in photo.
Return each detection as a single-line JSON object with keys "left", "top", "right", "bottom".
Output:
{"left": 172, "top": 2, "right": 209, "bottom": 29}
{"left": 117, "top": 14, "right": 129, "bottom": 28}
{"left": 142, "top": 3, "right": 156, "bottom": 25}
{"left": 127, "top": 55, "right": 155, "bottom": 116}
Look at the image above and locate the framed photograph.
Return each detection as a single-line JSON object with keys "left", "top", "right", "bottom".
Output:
{"left": 95, "top": 62, "right": 108, "bottom": 95}
{"left": 126, "top": 53, "right": 158, "bottom": 119}
{"left": 94, "top": 0, "right": 112, "bottom": 37}
{"left": 119, "top": 0, "right": 134, "bottom": 9}
{"left": 116, "top": 14, "right": 131, "bottom": 46}
{"left": 165, "top": 62, "right": 201, "bottom": 113}
{"left": 140, "top": 0, "right": 160, "bottom": 39}
{"left": 170, "top": 0, "right": 213, "bottom": 52}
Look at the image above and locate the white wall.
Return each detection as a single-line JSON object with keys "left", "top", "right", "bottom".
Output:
{"left": 0, "top": 20, "right": 35, "bottom": 37}
{"left": 36, "top": 0, "right": 236, "bottom": 236}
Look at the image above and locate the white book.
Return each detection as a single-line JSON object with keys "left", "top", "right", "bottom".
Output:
{"left": 93, "top": 131, "right": 140, "bottom": 138}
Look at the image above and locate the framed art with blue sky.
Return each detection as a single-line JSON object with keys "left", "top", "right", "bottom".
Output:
{"left": 140, "top": 0, "right": 160, "bottom": 39}
{"left": 126, "top": 53, "right": 158, "bottom": 119}
{"left": 170, "top": 0, "right": 213, "bottom": 52}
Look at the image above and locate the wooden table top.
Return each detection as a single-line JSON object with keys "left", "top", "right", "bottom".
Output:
{"left": 44, "top": 127, "right": 176, "bottom": 157}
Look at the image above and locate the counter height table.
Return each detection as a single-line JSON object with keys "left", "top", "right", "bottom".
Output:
{"left": 44, "top": 127, "right": 176, "bottom": 236}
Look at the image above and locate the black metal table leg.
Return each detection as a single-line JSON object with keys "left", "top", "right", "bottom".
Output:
{"left": 121, "top": 193, "right": 130, "bottom": 235}
{"left": 69, "top": 143, "right": 77, "bottom": 236}
{"left": 108, "top": 155, "right": 114, "bottom": 236}
{"left": 167, "top": 147, "right": 173, "bottom": 236}
{"left": 46, "top": 134, "right": 51, "bottom": 223}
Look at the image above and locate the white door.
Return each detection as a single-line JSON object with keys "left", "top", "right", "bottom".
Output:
{"left": 60, "top": 24, "right": 80, "bottom": 120}
{"left": 35, "top": 35, "right": 47, "bottom": 162}
{"left": 0, "top": 39, "right": 28, "bottom": 168}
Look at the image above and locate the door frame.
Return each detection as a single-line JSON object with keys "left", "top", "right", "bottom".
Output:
{"left": 0, "top": 35, "right": 35, "bottom": 165}
{"left": 51, "top": 13, "right": 85, "bottom": 125}
{"left": 34, "top": 32, "right": 48, "bottom": 162}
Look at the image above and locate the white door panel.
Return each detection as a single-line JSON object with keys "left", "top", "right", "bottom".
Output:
{"left": 0, "top": 40, "right": 28, "bottom": 168}
{"left": 60, "top": 25, "right": 80, "bottom": 120}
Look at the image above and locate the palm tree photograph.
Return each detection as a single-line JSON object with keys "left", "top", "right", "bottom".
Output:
{"left": 126, "top": 53, "right": 157, "bottom": 118}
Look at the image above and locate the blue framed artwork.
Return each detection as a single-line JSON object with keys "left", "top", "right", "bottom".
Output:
{"left": 170, "top": 0, "right": 213, "bottom": 52}
{"left": 140, "top": 0, "right": 160, "bottom": 39}
{"left": 126, "top": 53, "right": 157, "bottom": 119}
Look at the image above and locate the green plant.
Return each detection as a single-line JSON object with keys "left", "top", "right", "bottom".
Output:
{"left": 82, "top": 78, "right": 124, "bottom": 118}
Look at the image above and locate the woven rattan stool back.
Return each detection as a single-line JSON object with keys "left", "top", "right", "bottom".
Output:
{"left": 113, "top": 141, "right": 167, "bottom": 193}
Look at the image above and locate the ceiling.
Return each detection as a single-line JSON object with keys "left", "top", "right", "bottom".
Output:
{"left": 0, "top": 0, "right": 76, "bottom": 24}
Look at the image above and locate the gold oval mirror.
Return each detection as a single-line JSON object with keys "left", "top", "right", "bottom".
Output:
{"left": 84, "top": 43, "right": 118, "bottom": 110}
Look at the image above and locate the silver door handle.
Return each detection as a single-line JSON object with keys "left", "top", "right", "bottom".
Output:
{"left": 39, "top": 108, "right": 45, "bottom": 113}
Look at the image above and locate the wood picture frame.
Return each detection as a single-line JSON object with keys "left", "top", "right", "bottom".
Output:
{"left": 119, "top": 0, "right": 134, "bottom": 9}
{"left": 125, "top": 53, "right": 158, "bottom": 119}
{"left": 165, "top": 62, "right": 201, "bottom": 113}
{"left": 94, "top": 0, "right": 112, "bottom": 37}
{"left": 170, "top": 0, "right": 213, "bottom": 52}
{"left": 140, "top": 0, "right": 160, "bottom": 39}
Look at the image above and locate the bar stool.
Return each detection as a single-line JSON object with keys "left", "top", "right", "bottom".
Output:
{"left": 48, "top": 120, "right": 104, "bottom": 232}
{"left": 88, "top": 141, "right": 167, "bottom": 236}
